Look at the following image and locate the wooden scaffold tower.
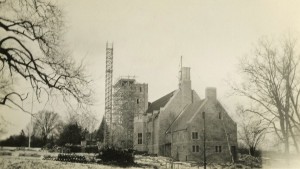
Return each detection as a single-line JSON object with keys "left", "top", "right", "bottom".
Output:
{"left": 104, "top": 42, "right": 113, "bottom": 145}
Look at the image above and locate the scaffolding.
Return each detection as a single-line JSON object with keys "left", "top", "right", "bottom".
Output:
{"left": 104, "top": 42, "right": 113, "bottom": 145}
{"left": 112, "top": 77, "right": 137, "bottom": 148}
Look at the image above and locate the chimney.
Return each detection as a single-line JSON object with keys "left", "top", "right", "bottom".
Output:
{"left": 181, "top": 67, "right": 190, "bottom": 81}
{"left": 205, "top": 87, "right": 217, "bottom": 100}
{"left": 180, "top": 67, "right": 192, "bottom": 105}
{"left": 179, "top": 67, "right": 191, "bottom": 86}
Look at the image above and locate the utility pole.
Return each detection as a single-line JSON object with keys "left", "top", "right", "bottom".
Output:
{"left": 28, "top": 91, "right": 34, "bottom": 148}
{"left": 202, "top": 112, "right": 206, "bottom": 169}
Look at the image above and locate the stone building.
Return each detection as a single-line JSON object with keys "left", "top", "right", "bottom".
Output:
{"left": 133, "top": 67, "right": 237, "bottom": 163}
{"left": 112, "top": 77, "right": 148, "bottom": 148}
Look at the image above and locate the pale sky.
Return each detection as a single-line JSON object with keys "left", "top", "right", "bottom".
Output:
{"left": 1, "top": 0, "right": 300, "bottom": 139}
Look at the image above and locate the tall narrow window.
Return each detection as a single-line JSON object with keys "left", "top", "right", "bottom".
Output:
{"left": 219, "top": 112, "right": 222, "bottom": 119}
{"left": 192, "top": 145, "right": 199, "bottom": 152}
{"left": 137, "top": 98, "right": 140, "bottom": 104}
{"left": 138, "top": 133, "right": 142, "bottom": 144}
{"left": 215, "top": 146, "right": 222, "bottom": 153}
{"left": 140, "top": 87, "right": 142, "bottom": 92}
{"left": 192, "top": 132, "right": 198, "bottom": 140}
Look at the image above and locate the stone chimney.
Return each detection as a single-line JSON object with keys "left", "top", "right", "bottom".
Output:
{"left": 205, "top": 87, "right": 217, "bottom": 100}
{"left": 180, "top": 67, "right": 192, "bottom": 105}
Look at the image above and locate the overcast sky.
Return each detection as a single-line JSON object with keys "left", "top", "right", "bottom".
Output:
{"left": 1, "top": 0, "right": 300, "bottom": 139}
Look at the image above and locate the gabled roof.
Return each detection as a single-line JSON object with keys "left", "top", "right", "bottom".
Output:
{"left": 146, "top": 91, "right": 175, "bottom": 113}
{"left": 166, "top": 99, "right": 206, "bottom": 132}
{"left": 166, "top": 98, "right": 236, "bottom": 133}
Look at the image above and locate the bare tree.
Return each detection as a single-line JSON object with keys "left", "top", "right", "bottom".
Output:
{"left": 232, "top": 36, "right": 300, "bottom": 155}
{"left": 67, "top": 110, "right": 98, "bottom": 132}
{"left": 0, "top": 115, "right": 8, "bottom": 138}
{"left": 0, "top": 0, "right": 91, "bottom": 113}
{"left": 66, "top": 110, "right": 98, "bottom": 141}
{"left": 237, "top": 105, "right": 266, "bottom": 156}
{"left": 32, "top": 110, "right": 63, "bottom": 144}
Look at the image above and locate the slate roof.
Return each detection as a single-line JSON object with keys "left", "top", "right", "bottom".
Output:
{"left": 146, "top": 90, "right": 175, "bottom": 113}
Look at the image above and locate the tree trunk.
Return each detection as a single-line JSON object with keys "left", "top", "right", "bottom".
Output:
{"left": 287, "top": 119, "right": 300, "bottom": 154}
{"left": 249, "top": 146, "right": 255, "bottom": 156}
{"left": 284, "top": 119, "right": 290, "bottom": 166}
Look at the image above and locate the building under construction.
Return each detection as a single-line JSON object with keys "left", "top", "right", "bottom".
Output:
{"left": 104, "top": 44, "right": 237, "bottom": 163}
{"left": 112, "top": 77, "right": 148, "bottom": 149}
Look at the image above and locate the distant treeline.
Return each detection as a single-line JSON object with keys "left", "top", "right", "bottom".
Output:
{"left": 0, "top": 118, "right": 106, "bottom": 148}
{"left": 0, "top": 133, "right": 46, "bottom": 148}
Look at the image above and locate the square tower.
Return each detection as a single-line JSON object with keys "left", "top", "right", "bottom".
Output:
{"left": 113, "top": 77, "right": 148, "bottom": 149}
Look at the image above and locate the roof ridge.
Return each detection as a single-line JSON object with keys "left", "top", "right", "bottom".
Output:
{"left": 146, "top": 90, "right": 176, "bottom": 113}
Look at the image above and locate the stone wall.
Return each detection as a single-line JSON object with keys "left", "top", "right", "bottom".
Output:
{"left": 181, "top": 98, "right": 237, "bottom": 163}
{"left": 133, "top": 83, "right": 148, "bottom": 151}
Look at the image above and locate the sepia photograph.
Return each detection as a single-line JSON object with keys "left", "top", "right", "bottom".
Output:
{"left": 0, "top": 0, "right": 300, "bottom": 168}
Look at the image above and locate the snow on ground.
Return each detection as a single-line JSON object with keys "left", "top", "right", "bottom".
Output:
{"left": 1, "top": 149, "right": 300, "bottom": 169}
{"left": 0, "top": 156, "right": 146, "bottom": 169}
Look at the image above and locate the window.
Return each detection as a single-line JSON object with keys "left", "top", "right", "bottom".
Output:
{"left": 192, "top": 145, "right": 200, "bottom": 152}
{"left": 138, "top": 133, "right": 142, "bottom": 144}
{"left": 137, "top": 98, "right": 140, "bottom": 104}
{"left": 219, "top": 112, "right": 222, "bottom": 119}
{"left": 140, "top": 87, "right": 142, "bottom": 92}
{"left": 192, "top": 132, "right": 198, "bottom": 140}
{"left": 215, "top": 146, "right": 222, "bottom": 153}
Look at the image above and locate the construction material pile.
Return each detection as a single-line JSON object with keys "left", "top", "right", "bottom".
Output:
{"left": 56, "top": 153, "right": 87, "bottom": 163}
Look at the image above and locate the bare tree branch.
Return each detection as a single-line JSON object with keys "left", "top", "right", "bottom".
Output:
{"left": 0, "top": 0, "right": 92, "bottom": 113}
{"left": 232, "top": 36, "right": 300, "bottom": 155}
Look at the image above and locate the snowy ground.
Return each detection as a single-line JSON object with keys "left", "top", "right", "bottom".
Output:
{"left": 0, "top": 156, "right": 145, "bottom": 169}
{"left": 0, "top": 154, "right": 237, "bottom": 169}
{"left": 1, "top": 149, "right": 300, "bottom": 169}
